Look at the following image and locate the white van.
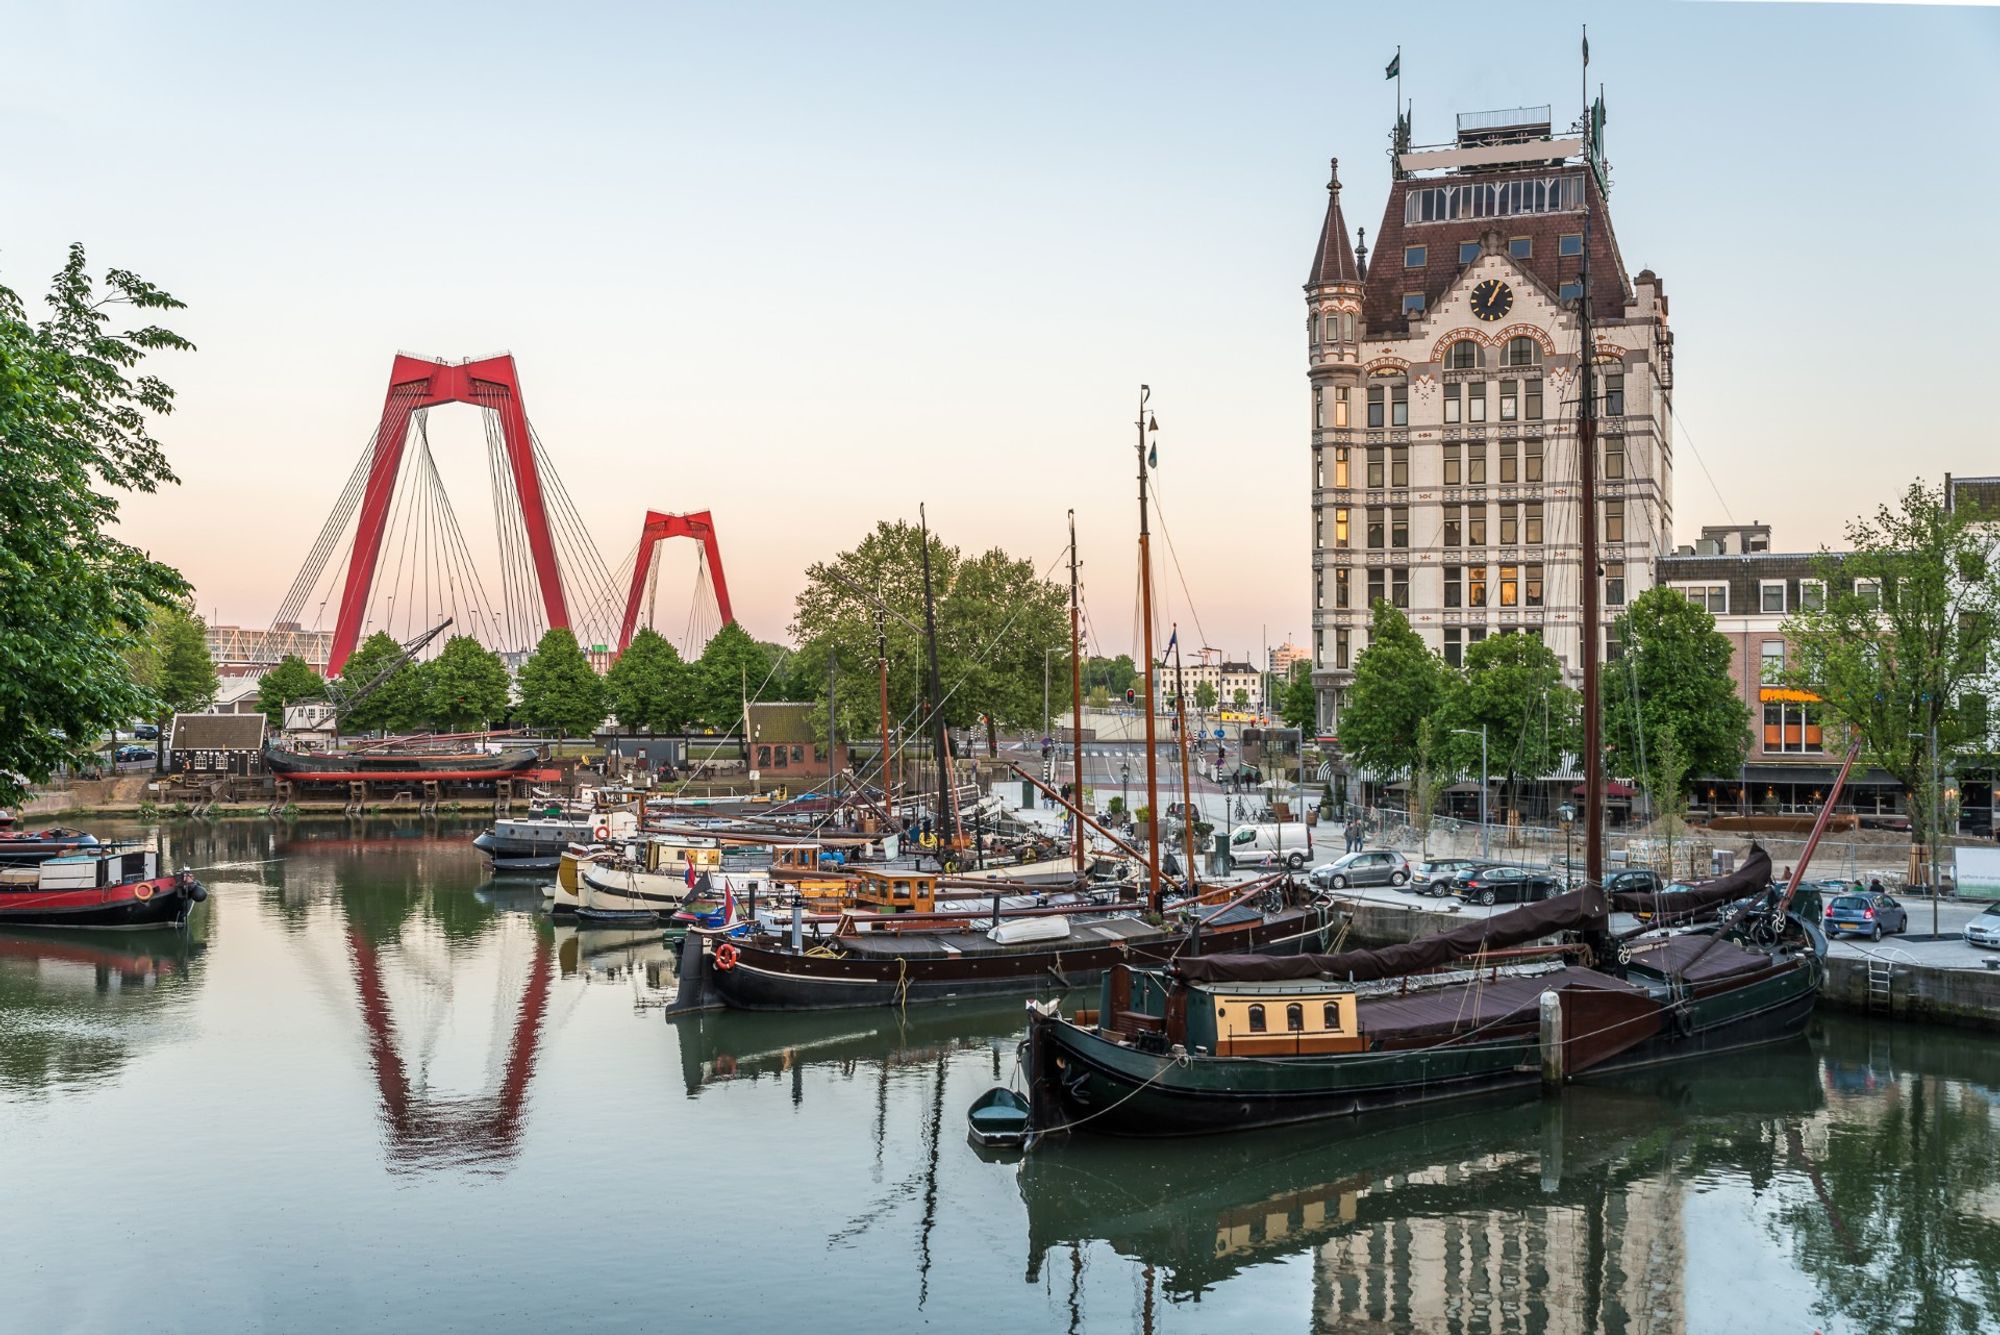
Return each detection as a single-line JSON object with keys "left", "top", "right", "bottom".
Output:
{"left": 1226, "top": 822, "right": 1316, "bottom": 870}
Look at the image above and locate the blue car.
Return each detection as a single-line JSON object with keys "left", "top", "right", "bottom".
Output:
{"left": 1824, "top": 891, "right": 1908, "bottom": 941}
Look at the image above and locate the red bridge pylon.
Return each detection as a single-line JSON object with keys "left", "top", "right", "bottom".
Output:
{"left": 617, "top": 510, "right": 734, "bottom": 655}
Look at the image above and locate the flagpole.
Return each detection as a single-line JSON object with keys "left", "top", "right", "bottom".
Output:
{"left": 1395, "top": 45, "right": 1402, "bottom": 128}
{"left": 1581, "top": 25, "right": 1588, "bottom": 131}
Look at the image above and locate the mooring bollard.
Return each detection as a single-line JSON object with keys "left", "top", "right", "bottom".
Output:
{"left": 1539, "top": 990, "right": 1564, "bottom": 1086}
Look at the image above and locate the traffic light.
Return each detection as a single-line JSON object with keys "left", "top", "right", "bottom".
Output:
{"left": 1123, "top": 687, "right": 1136, "bottom": 704}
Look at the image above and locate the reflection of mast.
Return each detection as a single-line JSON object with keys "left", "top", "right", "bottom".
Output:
{"left": 916, "top": 1054, "right": 946, "bottom": 1309}
{"left": 344, "top": 924, "right": 554, "bottom": 1169}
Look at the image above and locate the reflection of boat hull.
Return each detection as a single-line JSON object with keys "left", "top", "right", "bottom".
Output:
{"left": 705, "top": 909, "right": 1326, "bottom": 1012}
{"left": 264, "top": 740, "right": 542, "bottom": 783}
{"left": 1025, "top": 950, "right": 1823, "bottom": 1136}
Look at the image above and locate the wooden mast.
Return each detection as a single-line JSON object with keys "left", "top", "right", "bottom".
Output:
{"left": 1136, "top": 386, "right": 1162, "bottom": 914}
{"left": 1171, "top": 628, "right": 1199, "bottom": 893}
{"left": 876, "top": 609, "right": 893, "bottom": 819}
{"left": 918, "top": 504, "right": 954, "bottom": 853}
{"left": 1068, "top": 510, "right": 1087, "bottom": 876}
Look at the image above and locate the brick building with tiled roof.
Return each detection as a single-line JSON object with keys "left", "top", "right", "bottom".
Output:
{"left": 1306, "top": 100, "right": 1676, "bottom": 745}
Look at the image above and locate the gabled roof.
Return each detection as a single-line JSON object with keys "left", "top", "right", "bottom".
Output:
{"left": 1306, "top": 158, "right": 1361, "bottom": 288}
{"left": 168, "top": 713, "right": 267, "bottom": 753}
{"left": 747, "top": 701, "right": 817, "bottom": 747}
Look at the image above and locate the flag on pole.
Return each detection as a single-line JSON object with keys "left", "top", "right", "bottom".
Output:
{"left": 1163, "top": 627, "right": 1178, "bottom": 659}
{"left": 1384, "top": 51, "right": 1400, "bottom": 80}
{"left": 1147, "top": 441, "right": 1157, "bottom": 468}
{"left": 685, "top": 859, "right": 698, "bottom": 889}
{"left": 1581, "top": 28, "right": 1589, "bottom": 66}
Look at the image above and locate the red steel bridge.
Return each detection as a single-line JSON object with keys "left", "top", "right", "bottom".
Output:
{"left": 271, "top": 353, "right": 733, "bottom": 674}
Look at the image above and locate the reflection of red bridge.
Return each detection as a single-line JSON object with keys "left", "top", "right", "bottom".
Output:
{"left": 345, "top": 925, "right": 554, "bottom": 1170}
{"left": 273, "top": 352, "right": 735, "bottom": 675}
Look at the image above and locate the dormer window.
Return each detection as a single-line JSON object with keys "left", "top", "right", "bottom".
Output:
{"left": 1402, "top": 292, "right": 1426, "bottom": 315}
{"left": 1404, "top": 245, "right": 1426, "bottom": 268}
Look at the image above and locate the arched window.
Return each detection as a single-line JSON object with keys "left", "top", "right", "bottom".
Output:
{"left": 1323, "top": 1000, "right": 1343, "bottom": 1031}
{"left": 1448, "top": 340, "right": 1480, "bottom": 370}
{"left": 1504, "top": 336, "right": 1542, "bottom": 367}
{"left": 1286, "top": 1003, "right": 1305, "bottom": 1032}
{"left": 1247, "top": 1004, "right": 1267, "bottom": 1033}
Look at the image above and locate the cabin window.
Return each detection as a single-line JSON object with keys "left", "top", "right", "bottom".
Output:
{"left": 1286, "top": 1004, "right": 1305, "bottom": 1032}
{"left": 1323, "top": 1000, "right": 1342, "bottom": 1030}
{"left": 1248, "top": 1004, "right": 1268, "bottom": 1033}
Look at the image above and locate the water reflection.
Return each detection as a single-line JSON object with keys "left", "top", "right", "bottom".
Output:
{"left": 0, "top": 926, "right": 208, "bottom": 1096}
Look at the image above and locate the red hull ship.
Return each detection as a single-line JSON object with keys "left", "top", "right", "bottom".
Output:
{"left": 0, "top": 847, "right": 207, "bottom": 930}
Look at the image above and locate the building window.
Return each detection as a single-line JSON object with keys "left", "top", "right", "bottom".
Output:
{"left": 1443, "top": 444, "right": 1461, "bottom": 486}
{"left": 1449, "top": 339, "right": 1480, "bottom": 370}
{"left": 1499, "top": 503, "right": 1519, "bottom": 545}
{"left": 1854, "top": 578, "right": 1882, "bottom": 607}
{"left": 1468, "top": 565, "right": 1488, "bottom": 607}
{"left": 1523, "top": 438, "right": 1543, "bottom": 483}
{"left": 1333, "top": 447, "right": 1349, "bottom": 488}
{"left": 1761, "top": 639, "right": 1785, "bottom": 684}
{"left": 1605, "top": 562, "right": 1626, "bottom": 606}
{"left": 1391, "top": 506, "right": 1409, "bottom": 549}
{"left": 1499, "top": 442, "right": 1518, "bottom": 485}
{"left": 1366, "top": 447, "right": 1384, "bottom": 488}
{"left": 1442, "top": 380, "right": 1461, "bottom": 423}
{"left": 1333, "top": 566, "right": 1349, "bottom": 608}
{"left": 1467, "top": 505, "right": 1487, "bottom": 545}
{"left": 1504, "top": 337, "right": 1540, "bottom": 367}
{"left": 1499, "top": 564, "right": 1520, "bottom": 607}
{"left": 1444, "top": 565, "right": 1462, "bottom": 607}
{"left": 1508, "top": 236, "right": 1532, "bottom": 259}
{"left": 1367, "top": 386, "right": 1384, "bottom": 428}
{"left": 1334, "top": 386, "right": 1350, "bottom": 428}
{"left": 1403, "top": 293, "right": 1426, "bottom": 315}
{"left": 1602, "top": 372, "right": 1624, "bottom": 416}
{"left": 1336, "top": 629, "right": 1350, "bottom": 670}
{"left": 1443, "top": 505, "right": 1462, "bottom": 546}
{"left": 1604, "top": 436, "right": 1625, "bottom": 479}
{"left": 1392, "top": 568, "right": 1409, "bottom": 608}
{"left": 1286, "top": 1003, "right": 1305, "bottom": 1032}
{"left": 1559, "top": 233, "right": 1583, "bottom": 257}
{"left": 1764, "top": 700, "right": 1824, "bottom": 754}
{"left": 1524, "top": 379, "right": 1543, "bottom": 420}
{"left": 1458, "top": 240, "right": 1481, "bottom": 264}
{"left": 1800, "top": 579, "right": 1825, "bottom": 611}
{"left": 1525, "top": 501, "right": 1544, "bottom": 545}
{"left": 1525, "top": 564, "right": 1545, "bottom": 607}
{"left": 1404, "top": 245, "right": 1426, "bottom": 269}
{"left": 1444, "top": 627, "right": 1463, "bottom": 667}
{"left": 1466, "top": 443, "right": 1486, "bottom": 486}
{"left": 1391, "top": 384, "right": 1409, "bottom": 427}
{"left": 1604, "top": 500, "right": 1624, "bottom": 543}
{"left": 1560, "top": 280, "right": 1584, "bottom": 302}
{"left": 1391, "top": 446, "right": 1408, "bottom": 488}
{"left": 1248, "top": 1004, "right": 1268, "bottom": 1033}
{"left": 1499, "top": 379, "right": 1518, "bottom": 420}
{"left": 1314, "top": 388, "right": 1323, "bottom": 428}
{"left": 1760, "top": 582, "right": 1786, "bottom": 614}
{"left": 1367, "top": 567, "right": 1385, "bottom": 607}
{"left": 1315, "top": 450, "right": 1324, "bottom": 490}
{"left": 1468, "top": 626, "right": 1487, "bottom": 647}
{"left": 1466, "top": 381, "right": 1487, "bottom": 423}
{"left": 1366, "top": 508, "right": 1383, "bottom": 549}
{"left": 1681, "top": 584, "right": 1727, "bottom": 613}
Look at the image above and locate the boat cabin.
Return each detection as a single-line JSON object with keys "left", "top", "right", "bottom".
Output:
{"left": 1095, "top": 965, "right": 1364, "bottom": 1057}
{"left": 849, "top": 869, "right": 939, "bottom": 915}
{"left": 642, "top": 839, "right": 723, "bottom": 875}
{"left": 1, "top": 848, "right": 158, "bottom": 891}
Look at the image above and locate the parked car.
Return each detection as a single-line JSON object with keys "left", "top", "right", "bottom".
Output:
{"left": 1412, "top": 858, "right": 1490, "bottom": 897}
{"left": 1309, "top": 849, "right": 1411, "bottom": 891}
{"left": 129, "top": 723, "right": 160, "bottom": 740}
{"left": 112, "top": 744, "right": 156, "bottom": 764}
{"left": 1456, "top": 865, "right": 1559, "bottom": 906}
{"left": 1227, "top": 823, "right": 1317, "bottom": 871}
{"left": 1965, "top": 903, "right": 2000, "bottom": 950}
{"left": 1824, "top": 891, "right": 1909, "bottom": 941}
{"left": 1603, "top": 868, "right": 1664, "bottom": 896}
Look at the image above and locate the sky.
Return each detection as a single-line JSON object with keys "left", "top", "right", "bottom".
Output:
{"left": 6, "top": 1, "right": 1999, "bottom": 664}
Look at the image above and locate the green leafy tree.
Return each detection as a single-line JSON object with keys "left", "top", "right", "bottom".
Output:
{"left": 606, "top": 627, "right": 695, "bottom": 733}
{"left": 1650, "top": 723, "right": 1691, "bottom": 874}
{"left": 1603, "top": 585, "right": 1751, "bottom": 789}
{"left": 1787, "top": 481, "right": 2000, "bottom": 867}
{"left": 790, "top": 520, "right": 1067, "bottom": 752}
{"left": 1280, "top": 661, "right": 1317, "bottom": 733}
{"left": 1339, "top": 601, "right": 1449, "bottom": 780}
{"left": 1231, "top": 687, "right": 1250, "bottom": 709}
{"left": 0, "top": 246, "right": 193, "bottom": 804}
{"left": 1194, "top": 681, "right": 1218, "bottom": 713}
{"left": 332, "top": 631, "right": 429, "bottom": 734}
{"left": 692, "top": 622, "right": 778, "bottom": 730}
{"left": 258, "top": 654, "right": 327, "bottom": 726}
{"left": 1084, "top": 655, "right": 1138, "bottom": 698}
{"left": 516, "top": 628, "right": 607, "bottom": 737}
{"left": 1440, "top": 632, "right": 1579, "bottom": 795}
{"left": 151, "top": 602, "right": 218, "bottom": 717}
{"left": 423, "top": 635, "right": 510, "bottom": 732}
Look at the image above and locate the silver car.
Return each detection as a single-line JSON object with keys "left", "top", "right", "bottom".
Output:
{"left": 1309, "top": 849, "right": 1412, "bottom": 890}
{"left": 1965, "top": 902, "right": 2000, "bottom": 949}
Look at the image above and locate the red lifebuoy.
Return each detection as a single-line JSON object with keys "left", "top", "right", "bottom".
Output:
{"left": 134, "top": 882, "right": 155, "bottom": 901}
{"left": 713, "top": 942, "right": 740, "bottom": 971}
{"left": 593, "top": 824, "right": 610, "bottom": 841}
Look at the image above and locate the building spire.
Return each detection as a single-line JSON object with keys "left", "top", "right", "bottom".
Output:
{"left": 1307, "top": 156, "right": 1361, "bottom": 287}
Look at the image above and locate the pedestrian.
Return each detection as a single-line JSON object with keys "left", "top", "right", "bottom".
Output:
{"left": 1868, "top": 877, "right": 1884, "bottom": 895}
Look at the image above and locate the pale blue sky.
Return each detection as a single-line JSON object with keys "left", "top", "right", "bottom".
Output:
{"left": 5, "top": 1, "right": 1997, "bottom": 660}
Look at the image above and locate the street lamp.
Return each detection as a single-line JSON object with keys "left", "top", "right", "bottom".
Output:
{"left": 1453, "top": 725, "right": 1490, "bottom": 859}
{"left": 1558, "top": 803, "right": 1576, "bottom": 886}
{"left": 1120, "top": 761, "right": 1132, "bottom": 824}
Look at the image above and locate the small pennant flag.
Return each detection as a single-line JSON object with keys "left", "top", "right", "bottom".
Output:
{"left": 685, "top": 859, "right": 697, "bottom": 889}
{"left": 1384, "top": 51, "right": 1400, "bottom": 81}
{"left": 1163, "top": 627, "right": 1178, "bottom": 660}
{"left": 1581, "top": 29, "right": 1589, "bottom": 66}
{"left": 1147, "top": 441, "right": 1158, "bottom": 468}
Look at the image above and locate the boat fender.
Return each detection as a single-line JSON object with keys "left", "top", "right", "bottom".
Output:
{"left": 714, "top": 942, "right": 740, "bottom": 971}
{"left": 1671, "top": 1004, "right": 1694, "bottom": 1039}
{"left": 191, "top": 883, "right": 208, "bottom": 902}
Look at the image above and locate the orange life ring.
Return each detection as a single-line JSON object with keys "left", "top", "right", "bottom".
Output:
{"left": 594, "top": 824, "right": 610, "bottom": 840}
{"left": 713, "top": 942, "right": 740, "bottom": 971}
{"left": 134, "top": 882, "right": 154, "bottom": 901}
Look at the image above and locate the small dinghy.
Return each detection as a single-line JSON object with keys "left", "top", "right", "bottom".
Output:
{"left": 966, "top": 1086, "right": 1032, "bottom": 1149}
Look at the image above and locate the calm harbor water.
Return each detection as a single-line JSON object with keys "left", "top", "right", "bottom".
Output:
{"left": 3, "top": 821, "right": 1997, "bottom": 1334}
